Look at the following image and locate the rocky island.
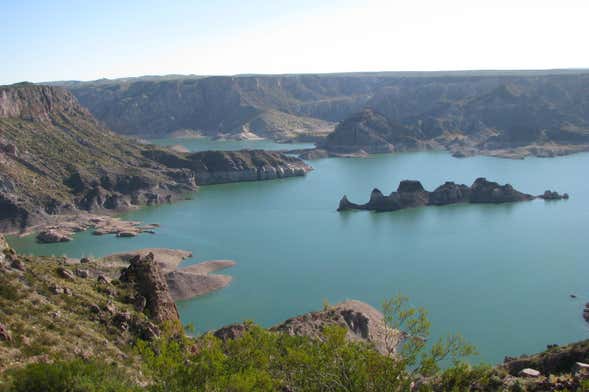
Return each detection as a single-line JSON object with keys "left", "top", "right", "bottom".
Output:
{"left": 338, "top": 178, "right": 568, "bottom": 212}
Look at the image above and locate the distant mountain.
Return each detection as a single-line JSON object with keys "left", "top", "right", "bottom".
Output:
{"left": 59, "top": 74, "right": 390, "bottom": 140}
{"left": 50, "top": 70, "right": 589, "bottom": 157}
{"left": 320, "top": 74, "right": 589, "bottom": 158}
{"left": 320, "top": 108, "right": 427, "bottom": 154}
{"left": 0, "top": 83, "right": 309, "bottom": 231}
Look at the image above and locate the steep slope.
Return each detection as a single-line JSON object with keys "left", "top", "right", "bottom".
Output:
{"left": 59, "top": 71, "right": 589, "bottom": 156}
{"left": 0, "top": 83, "right": 199, "bottom": 231}
{"left": 320, "top": 108, "right": 428, "bottom": 154}
{"left": 365, "top": 75, "right": 589, "bottom": 157}
{"left": 0, "top": 83, "right": 310, "bottom": 232}
{"left": 317, "top": 74, "right": 589, "bottom": 158}
{"left": 60, "top": 74, "right": 390, "bottom": 139}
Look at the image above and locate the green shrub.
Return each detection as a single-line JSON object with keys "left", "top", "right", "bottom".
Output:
{"left": 136, "top": 294, "right": 477, "bottom": 392}
{"left": 4, "top": 360, "right": 139, "bottom": 392}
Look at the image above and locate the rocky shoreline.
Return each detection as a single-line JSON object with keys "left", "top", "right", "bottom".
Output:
{"left": 338, "top": 178, "right": 568, "bottom": 213}
{"left": 30, "top": 213, "right": 161, "bottom": 243}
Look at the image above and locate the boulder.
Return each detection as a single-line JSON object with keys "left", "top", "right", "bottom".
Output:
{"left": 97, "top": 274, "right": 111, "bottom": 284}
{"left": 10, "top": 258, "right": 26, "bottom": 272}
{"left": 49, "top": 284, "right": 64, "bottom": 294}
{"left": 56, "top": 267, "right": 75, "bottom": 281}
{"left": 214, "top": 323, "right": 251, "bottom": 342}
{"left": 37, "top": 229, "right": 72, "bottom": 243}
{"left": 0, "top": 323, "right": 11, "bottom": 342}
{"left": 113, "top": 311, "right": 132, "bottom": 331}
{"left": 519, "top": 368, "right": 541, "bottom": 378}
{"left": 271, "top": 300, "right": 403, "bottom": 356}
{"left": 75, "top": 269, "right": 90, "bottom": 278}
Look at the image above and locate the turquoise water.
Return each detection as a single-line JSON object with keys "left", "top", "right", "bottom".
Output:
{"left": 10, "top": 149, "right": 589, "bottom": 364}
{"left": 148, "top": 136, "right": 314, "bottom": 152}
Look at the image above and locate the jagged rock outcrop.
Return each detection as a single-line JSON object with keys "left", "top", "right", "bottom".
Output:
{"left": 105, "top": 249, "right": 236, "bottom": 301}
{"left": 271, "top": 300, "right": 402, "bottom": 355}
{"left": 338, "top": 178, "right": 561, "bottom": 212}
{"left": 120, "top": 252, "right": 179, "bottom": 325}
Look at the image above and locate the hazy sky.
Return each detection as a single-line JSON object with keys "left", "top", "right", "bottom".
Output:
{"left": 1, "top": 0, "right": 588, "bottom": 84}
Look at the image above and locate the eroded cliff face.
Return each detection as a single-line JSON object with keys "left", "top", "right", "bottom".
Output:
{"left": 0, "top": 84, "right": 311, "bottom": 232}
{"left": 0, "top": 83, "right": 199, "bottom": 231}
{"left": 63, "top": 75, "right": 386, "bottom": 140}
{"left": 58, "top": 71, "right": 589, "bottom": 156}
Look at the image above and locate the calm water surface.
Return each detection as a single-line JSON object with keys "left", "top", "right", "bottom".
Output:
{"left": 10, "top": 147, "right": 589, "bottom": 364}
{"left": 148, "top": 136, "right": 314, "bottom": 152}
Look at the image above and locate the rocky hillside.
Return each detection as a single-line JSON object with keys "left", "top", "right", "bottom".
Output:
{"left": 0, "top": 236, "right": 180, "bottom": 377}
{"left": 0, "top": 83, "right": 310, "bottom": 232}
{"left": 320, "top": 108, "right": 430, "bottom": 154}
{"left": 321, "top": 74, "right": 589, "bottom": 158}
{"left": 60, "top": 74, "right": 390, "bottom": 140}
{"left": 1, "top": 237, "right": 588, "bottom": 390}
{"left": 54, "top": 71, "right": 589, "bottom": 156}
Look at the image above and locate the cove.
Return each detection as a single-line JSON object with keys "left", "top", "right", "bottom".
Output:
{"left": 10, "top": 145, "right": 589, "bottom": 364}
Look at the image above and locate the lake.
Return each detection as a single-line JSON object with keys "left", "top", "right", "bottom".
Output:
{"left": 10, "top": 140, "right": 589, "bottom": 364}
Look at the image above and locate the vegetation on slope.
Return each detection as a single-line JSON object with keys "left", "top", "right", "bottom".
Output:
{"left": 0, "top": 83, "right": 310, "bottom": 232}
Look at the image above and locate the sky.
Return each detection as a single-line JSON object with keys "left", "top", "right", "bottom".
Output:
{"left": 1, "top": 0, "right": 588, "bottom": 84}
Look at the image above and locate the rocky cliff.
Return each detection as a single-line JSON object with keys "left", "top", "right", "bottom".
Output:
{"left": 0, "top": 83, "right": 310, "bottom": 232}
{"left": 337, "top": 178, "right": 563, "bottom": 212}
{"left": 321, "top": 74, "right": 589, "bottom": 158}
{"left": 319, "top": 108, "right": 428, "bottom": 154}
{"left": 59, "top": 74, "right": 389, "bottom": 140}
{"left": 55, "top": 71, "right": 589, "bottom": 157}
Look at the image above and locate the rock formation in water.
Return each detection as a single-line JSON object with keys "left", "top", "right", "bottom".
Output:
{"left": 337, "top": 178, "right": 565, "bottom": 212}
{"left": 0, "top": 83, "right": 310, "bottom": 232}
